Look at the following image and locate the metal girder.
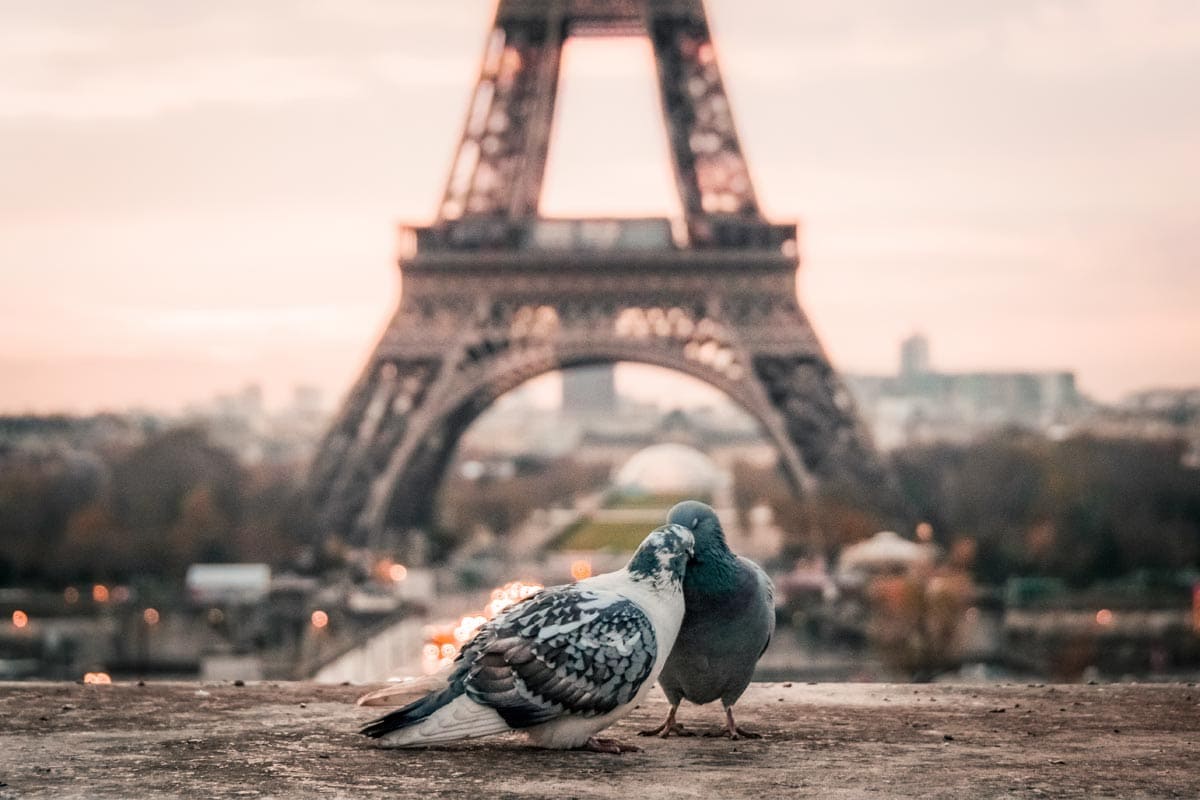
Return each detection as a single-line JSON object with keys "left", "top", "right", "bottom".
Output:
{"left": 308, "top": 0, "right": 902, "bottom": 550}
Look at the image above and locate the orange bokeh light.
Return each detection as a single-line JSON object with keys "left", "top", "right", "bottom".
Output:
{"left": 1095, "top": 609, "right": 1114, "bottom": 626}
{"left": 92, "top": 584, "right": 109, "bottom": 603}
{"left": 311, "top": 610, "right": 329, "bottom": 629}
{"left": 454, "top": 615, "right": 487, "bottom": 644}
{"left": 420, "top": 580, "right": 544, "bottom": 674}
{"left": 12, "top": 610, "right": 28, "bottom": 629}
{"left": 570, "top": 560, "right": 592, "bottom": 581}
{"left": 83, "top": 672, "right": 112, "bottom": 685}
{"left": 374, "top": 559, "right": 409, "bottom": 584}
{"left": 143, "top": 608, "right": 160, "bottom": 625}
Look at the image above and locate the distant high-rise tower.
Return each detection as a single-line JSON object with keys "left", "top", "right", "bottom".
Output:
{"left": 306, "top": 0, "right": 905, "bottom": 547}
{"left": 562, "top": 364, "right": 618, "bottom": 415}
{"left": 900, "top": 333, "right": 931, "bottom": 379}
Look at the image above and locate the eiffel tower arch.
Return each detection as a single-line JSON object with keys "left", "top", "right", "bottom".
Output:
{"left": 308, "top": 0, "right": 902, "bottom": 548}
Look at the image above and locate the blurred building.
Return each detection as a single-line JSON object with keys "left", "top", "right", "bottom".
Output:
{"left": 183, "top": 383, "right": 329, "bottom": 466}
{"left": 845, "top": 334, "right": 1083, "bottom": 449}
{"left": 1078, "top": 387, "right": 1200, "bottom": 467}
{"left": 899, "top": 332, "right": 930, "bottom": 379}
{"left": 561, "top": 364, "right": 617, "bottom": 416}
{"left": 458, "top": 368, "right": 772, "bottom": 470}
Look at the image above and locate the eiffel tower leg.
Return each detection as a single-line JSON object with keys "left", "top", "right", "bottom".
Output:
{"left": 308, "top": 289, "right": 562, "bottom": 549}
{"left": 648, "top": 1, "right": 762, "bottom": 234}
{"left": 440, "top": 8, "right": 564, "bottom": 220}
{"left": 606, "top": 275, "right": 906, "bottom": 524}
{"left": 306, "top": 333, "right": 443, "bottom": 549}
{"left": 741, "top": 314, "right": 908, "bottom": 524}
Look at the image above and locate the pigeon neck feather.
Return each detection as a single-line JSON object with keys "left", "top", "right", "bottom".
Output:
{"left": 688, "top": 533, "right": 739, "bottom": 595}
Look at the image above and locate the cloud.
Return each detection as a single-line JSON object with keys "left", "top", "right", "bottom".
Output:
{"left": 0, "top": 54, "right": 367, "bottom": 120}
{"left": 128, "top": 304, "right": 369, "bottom": 337}
{"left": 0, "top": 3, "right": 484, "bottom": 121}
{"left": 368, "top": 52, "right": 478, "bottom": 89}
{"left": 297, "top": 0, "right": 491, "bottom": 30}
{"left": 998, "top": 0, "right": 1200, "bottom": 74}
{"left": 0, "top": 23, "right": 108, "bottom": 58}
{"left": 722, "top": 27, "right": 986, "bottom": 83}
{"left": 713, "top": 0, "right": 1200, "bottom": 82}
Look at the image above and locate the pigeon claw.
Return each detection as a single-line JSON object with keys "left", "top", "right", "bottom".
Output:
{"left": 638, "top": 705, "right": 693, "bottom": 738}
{"left": 720, "top": 707, "right": 763, "bottom": 740}
{"left": 728, "top": 727, "right": 763, "bottom": 740}
{"left": 638, "top": 722, "right": 693, "bottom": 738}
{"left": 582, "top": 737, "right": 642, "bottom": 754}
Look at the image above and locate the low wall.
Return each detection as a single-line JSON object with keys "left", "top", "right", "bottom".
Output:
{"left": 0, "top": 681, "right": 1196, "bottom": 799}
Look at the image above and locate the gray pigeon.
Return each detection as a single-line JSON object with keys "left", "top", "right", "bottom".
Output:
{"left": 360, "top": 524, "right": 694, "bottom": 752}
{"left": 640, "top": 500, "right": 775, "bottom": 740}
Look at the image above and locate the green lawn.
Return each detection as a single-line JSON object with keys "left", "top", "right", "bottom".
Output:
{"left": 552, "top": 520, "right": 656, "bottom": 551}
{"left": 603, "top": 492, "right": 711, "bottom": 510}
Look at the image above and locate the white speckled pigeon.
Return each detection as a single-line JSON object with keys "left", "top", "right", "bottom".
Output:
{"left": 359, "top": 524, "right": 694, "bottom": 752}
{"left": 640, "top": 501, "right": 775, "bottom": 740}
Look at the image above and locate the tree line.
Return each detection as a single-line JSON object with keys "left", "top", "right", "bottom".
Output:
{"left": 736, "top": 431, "right": 1200, "bottom": 586}
{"left": 3, "top": 423, "right": 1197, "bottom": 588}
{"left": 0, "top": 426, "right": 312, "bottom": 585}
{"left": 0, "top": 425, "right": 614, "bottom": 585}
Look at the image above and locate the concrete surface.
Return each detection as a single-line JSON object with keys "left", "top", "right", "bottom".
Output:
{"left": 0, "top": 681, "right": 1197, "bottom": 799}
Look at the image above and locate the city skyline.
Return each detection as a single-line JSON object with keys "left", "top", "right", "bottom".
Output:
{"left": 2, "top": 0, "right": 1199, "bottom": 414}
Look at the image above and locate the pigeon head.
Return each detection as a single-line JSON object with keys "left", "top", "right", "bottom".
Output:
{"left": 666, "top": 500, "right": 728, "bottom": 560}
{"left": 627, "top": 523, "right": 695, "bottom": 588}
{"left": 666, "top": 500, "right": 738, "bottom": 592}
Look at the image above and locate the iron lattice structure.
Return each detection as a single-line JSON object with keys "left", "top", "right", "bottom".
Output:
{"left": 308, "top": 0, "right": 901, "bottom": 547}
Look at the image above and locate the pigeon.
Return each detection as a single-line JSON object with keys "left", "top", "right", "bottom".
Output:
{"left": 640, "top": 500, "right": 775, "bottom": 740}
{"left": 359, "top": 524, "right": 694, "bottom": 752}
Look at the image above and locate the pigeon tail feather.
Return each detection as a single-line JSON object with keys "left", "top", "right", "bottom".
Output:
{"left": 359, "top": 681, "right": 463, "bottom": 739}
{"left": 356, "top": 665, "right": 454, "bottom": 707}
{"left": 365, "top": 695, "right": 511, "bottom": 747}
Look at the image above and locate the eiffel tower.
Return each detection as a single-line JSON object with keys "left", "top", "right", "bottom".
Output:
{"left": 308, "top": 0, "right": 901, "bottom": 549}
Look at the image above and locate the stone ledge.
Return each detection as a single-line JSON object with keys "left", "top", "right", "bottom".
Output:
{"left": 1, "top": 681, "right": 1197, "bottom": 799}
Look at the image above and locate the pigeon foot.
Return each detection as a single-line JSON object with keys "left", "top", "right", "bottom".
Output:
{"left": 638, "top": 705, "right": 694, "bottom": 738}
{"left": 726, "top": 726, "right": 763, "bottom": 740}
{"left": 702, "top": 725, "right": 763, "bottom": 740}
{"left": 719, "top": 707, "right": 764, "bottom": 740}
{"left": 638, "top": 722, "right": 693, "bottom": 738}
{"left": 582, "top": 737, "right": 642, "bottom": 754}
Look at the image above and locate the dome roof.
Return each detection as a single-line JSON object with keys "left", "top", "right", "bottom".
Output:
{"left": 613, "top": 443, "right": 723, "bottom": 495}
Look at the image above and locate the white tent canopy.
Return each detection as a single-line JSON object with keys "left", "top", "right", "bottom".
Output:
{"left": 837, "top": 531, "right": 929, "bottom": 575}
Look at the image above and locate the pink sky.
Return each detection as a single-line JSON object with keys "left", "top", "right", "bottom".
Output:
{"left": 2, "top": 0, "right": 1198, "bottom": 413}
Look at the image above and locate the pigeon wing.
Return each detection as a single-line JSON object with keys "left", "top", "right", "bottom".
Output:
{"left": 741, "top": 556, "right": 776, "bottom": 657}
{"left": 459, "top": 586, "right": 657, "bottom": 729}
